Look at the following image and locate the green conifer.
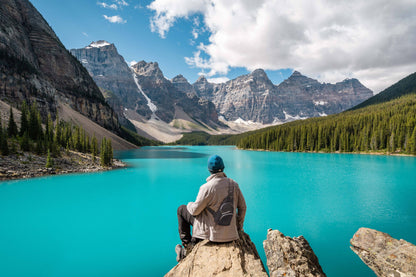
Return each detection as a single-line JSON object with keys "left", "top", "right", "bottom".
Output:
{"left": 100, "top": 138, "right": 107, "bottom": 166}
{"left": 1, "top": 127, "right": 9, "bottom": 156}
{"left": 7, "top": 106, "right": 18, "bottom": 137}
{"left": 20, "top": 131, "right": 30, "bottom": 151}
{"left": 19, "top": 101, "right": 29, "bottom": 136}
{"left": 91, "top": 135, "right": 97, "bottom": 163}
{"left": 46, "top": 149, "right": 53, "bottom": 168}
{"left": 411, "top": 127, "right": 416, "bottom": 154}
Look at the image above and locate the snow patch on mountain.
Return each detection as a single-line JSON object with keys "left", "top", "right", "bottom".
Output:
{"left": 234, "top": 117, "right": 257, "bottom": 125}
{"left": 283, "top": 111, "right": 308, "bottom": 121}
{"left": 132, "top": 71, "right": 158, "bottom": 115}
{"left": 313, "top": 100, "right": 328, "bottom": 106}
{"left": 86, "top": 41, "right": 111, "bottom": 49}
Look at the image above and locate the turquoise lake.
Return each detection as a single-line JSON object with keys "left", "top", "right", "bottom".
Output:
{"left": 0, "top": 146, "right": 415, "bottom": 277}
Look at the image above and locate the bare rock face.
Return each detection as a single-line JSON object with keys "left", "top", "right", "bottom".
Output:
{"left": 131, "top": 61, "right": 221, "bottom": 127}
{"left": 263, "top": 229, "right": 327, "bottom": 277}
{"left": 0, "top": 0, "right": 119, "bottom": 131}
{"left": 165, "top": 232, "right": 268, "bottom": 277}
{"left": 193, "top": 70, "right": 373, "bottom": 124}
{"left": 171, "top": 74, "right": 197, "bottom": 97}
{"left": 350, "top": 228, "right": 416, "bottom": 277}
{"left": 70, "top": 41, "right": 151, "bottom": 125}
{"left": 70, "top": 41, "right": 148, "bottom": 113}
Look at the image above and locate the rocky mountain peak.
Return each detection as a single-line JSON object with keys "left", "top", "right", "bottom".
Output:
{"left": 195, "top": 75, "right": 209, "bottom": 84}
{"left": 171, "top": 74, "right": 188, "bottom": 84}
{"left": 283, "top": 70, "right": 320, "bottom": 86}
{"left": 70, "top": 41, "right": 151, "bottom": 115}
{"left": 131, "top": 61, "right": 164, "bottom": 79}
{"left": 171, "top": 74, "right": 197, "bottom": 96}
{"left": 251, "top": 68, "right": 268, "bottom": 78}
{"left": 291, "top": 70, "right": 303, "bottom": 77}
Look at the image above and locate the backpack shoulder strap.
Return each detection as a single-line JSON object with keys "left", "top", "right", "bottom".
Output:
{"left": 207, "top": 178, "right": 234, "bottom": 216}
{"left": 228, "top": 178, "right": 234, "bottom": 196}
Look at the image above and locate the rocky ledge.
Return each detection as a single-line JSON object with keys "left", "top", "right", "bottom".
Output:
{"left": 264, "top": 229, "right": 326, "bottom": 277}
{"left": 350, "top": 227, "right": 416, "bottom": 277}
{"left": 165, "top": 231, "right": 268, "bottom": 277}
{"left": 0, "top": 151, "right": 126, "bottom": 181}
{"left": 165, "top": 229, "right": 325, "bottom": 277}
{"left": 165, "top": 227, "right": 416, "bottom": 276}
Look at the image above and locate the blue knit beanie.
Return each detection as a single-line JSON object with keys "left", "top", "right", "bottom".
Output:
{"left": 208, "top": 155, "right": 225, "bottom": 173}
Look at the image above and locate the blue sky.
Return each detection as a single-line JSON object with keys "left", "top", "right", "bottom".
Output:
{"left": 30, "top": 0, "right": 416, "bottom": 92}
{"left": 30, "top": 0, "right": 292, "bottom": 85}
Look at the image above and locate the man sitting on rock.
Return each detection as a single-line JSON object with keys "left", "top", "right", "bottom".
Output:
{"left": 175, "top": 154, "right": 247, "bottom": 262}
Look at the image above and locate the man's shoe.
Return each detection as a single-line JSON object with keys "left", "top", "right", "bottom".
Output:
{"left": 175, "top": 244, "right": 186, "bottom": 262}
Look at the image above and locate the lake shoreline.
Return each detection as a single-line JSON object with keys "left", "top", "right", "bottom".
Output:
{"left": 237, "top": 147, "right": 416, "bottom": 157}
{"left": 0, "top": 150, "right": 127, "bottom": 181}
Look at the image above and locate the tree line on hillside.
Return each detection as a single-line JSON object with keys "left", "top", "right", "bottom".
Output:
{"left": 0, "top": 102, "right": 113, "bottom": 166}
{"left": 237, "top": 94, "right": 416, "bottom": 155}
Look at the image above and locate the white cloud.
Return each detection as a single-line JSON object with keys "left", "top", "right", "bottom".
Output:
{"left": 103, "top": 15, "right": 127, "bottom": 24}
{"left": 207, "top": 77, "right": 229, "bottom": 84}
{"left": 129, "top": 60, "right": 138, "bottom": 66}
{"left": 148, "top": 0, "right": 206, "bottom": 38}
{"left": 115, "top": 0, "right": 129, "bottom": 6}
{"left": 98, "top": 2, "right": 118, "bottom": 10}
{"left": 82, "top": 32, "right": 89, "bottom": 37}
{"left": 98, "top": 1, "right": 128, "bottom": 10}
{"left": 148, "top": 0, "right": 416, "bottom": 93}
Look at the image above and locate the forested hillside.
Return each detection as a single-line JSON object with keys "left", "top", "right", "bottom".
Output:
{"left": 237, "top": 93, "right": 416, "bottom": 154}
{"left": 351, "top": 72, "right": 416, "bottom": 110}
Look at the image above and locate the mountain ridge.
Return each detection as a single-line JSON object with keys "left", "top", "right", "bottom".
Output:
{"left": 194, "top": 69, "right": 373, "bottom": 124}
{"left": 71, "top": 42, "right": 224, "bottom": 142}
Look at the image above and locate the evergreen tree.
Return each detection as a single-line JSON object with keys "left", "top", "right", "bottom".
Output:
{"left": 29, "top": 103, "right": 42, "bottom": 140}
{"left": 100, "top": 138, "right": 113, "bottom": 166}
{"left": 7, "top": 106, "right": 18, "bottom": 137}
{"left": 19, "top": 101, "right": 29, "bottom": 136}
{"left": 54, "top": 114, "right": 61, "bottom": 145}
{"left": 1, "top": 126, "right": 9, "bottom": 156}
{"left": 0, "top": 121, "right": 3, "bottom": 154}
{"left": 91, "top": 135, "right": 98, "bottom": 163}
{"left": 100, "top": 138, "right": 107, "bottom": 166}
{"left": 107, "top": 139, "right": 113, "bottom": 165}
{"left": 46, "top": 149, "right": 53, "bottom": 168}
{"left": 411, "top": 127, "right": 416, "bottom": 154}
{"left": 20, "top": 131, "right": 30, "bottom": 151}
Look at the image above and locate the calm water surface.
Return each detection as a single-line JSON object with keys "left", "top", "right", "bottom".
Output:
{"left": 0, "top": 146, "right": 415, "bottom": 277}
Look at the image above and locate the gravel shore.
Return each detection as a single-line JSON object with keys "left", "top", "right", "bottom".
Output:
{"left": 0, "top": 150, "right": 126, "bottom": 181}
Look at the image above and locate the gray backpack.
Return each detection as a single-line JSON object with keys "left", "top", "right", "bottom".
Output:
{"left": 207, "top": 180, "right": 234, "bottom": 226}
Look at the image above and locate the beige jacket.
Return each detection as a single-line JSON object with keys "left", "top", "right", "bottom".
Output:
{"left": 187, "top": 172, "right": 246, "bottom": 242}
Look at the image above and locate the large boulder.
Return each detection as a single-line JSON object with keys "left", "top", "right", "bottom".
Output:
{"left": 165, "top": 231, "right": 268, "bottom": 277}
{"left": 263, "top": 229, "right": 326, "bottom": 277}
{"left": 350, "top": 227, "right": 416, "bottom": 277}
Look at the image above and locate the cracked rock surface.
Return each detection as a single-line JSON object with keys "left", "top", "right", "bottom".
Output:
{"left": 350, "top": 227, "right": 416, "bottom": 277}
